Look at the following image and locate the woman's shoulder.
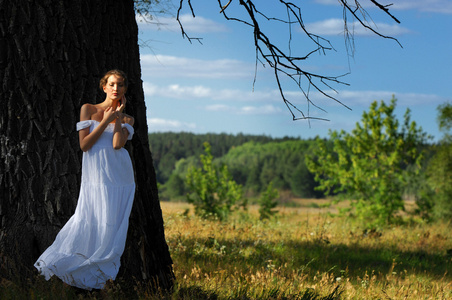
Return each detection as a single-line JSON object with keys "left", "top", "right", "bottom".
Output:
{"left": 80, "top": 103, "right": 98, "bottom": 120}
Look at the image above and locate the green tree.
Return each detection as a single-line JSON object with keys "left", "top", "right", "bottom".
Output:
{"left": 258, "top": 182, "right": 279, "bottom": 220}
{"left": 221, "top": 140, "right": 321, "bottom": 197}
{"left": 186, "top": 142, "right": 244, "bottom": 220}
{"left": 306, "top": 97, "right": 429, "bottom": 226}
{"left": 427, "top": 102, "right": 452, "bottom": 220}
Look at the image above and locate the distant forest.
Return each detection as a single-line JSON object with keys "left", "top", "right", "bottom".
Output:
{"left": 148, "top": 132, "right": 324, "bottom": 200}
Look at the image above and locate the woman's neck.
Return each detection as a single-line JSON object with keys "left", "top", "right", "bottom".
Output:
{"left": 100, "top": 98, "right": 119, "bottom": 110}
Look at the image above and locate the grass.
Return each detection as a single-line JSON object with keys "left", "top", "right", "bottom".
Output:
{"left": 162, "top": 200, "right": 451, "bottom": 299}
{"left": 1, "top": 199, "right": 451, "bottom": 299}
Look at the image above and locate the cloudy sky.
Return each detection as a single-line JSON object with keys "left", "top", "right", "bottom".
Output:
{"left": 137, "top": 0, "right": 452, "bottom": 140}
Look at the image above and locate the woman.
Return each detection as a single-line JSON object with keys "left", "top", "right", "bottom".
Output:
{"left": 34, "top": 70, "right": 135, "bottom": 290}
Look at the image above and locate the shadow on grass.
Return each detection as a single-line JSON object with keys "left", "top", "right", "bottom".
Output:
{"left": 173, "top": 235, "right": 451, "bottom": 280}
{"left": 0, "top": 276, "right": 342, "bottom": 300}
{"left": 175, "top": 284, "right": 342, "bottom": 300}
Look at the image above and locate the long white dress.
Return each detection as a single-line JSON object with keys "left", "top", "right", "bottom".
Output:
{"left": 34, "top": 120, "right": 135, "bottom": 290}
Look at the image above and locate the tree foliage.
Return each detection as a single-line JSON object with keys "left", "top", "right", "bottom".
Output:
{"left": 306, "top": 97, "right": 429, "bottom": 226}
{"left": 186, "top": 142, "right": 244, "bottom": 220}
{"left": 220, "top": 140, "right": 322, "bottom": 198}
{"left": 427, "top": 102, "right": 452, "bottom": 220}
{"left": 149, "top": 134, "right": 322, "bottom": 200}
{"left": 258, "top": 182, "right": 279, "bottom": 220}
{"left": 149, "top": 132, "right": 278, "bottom": 184}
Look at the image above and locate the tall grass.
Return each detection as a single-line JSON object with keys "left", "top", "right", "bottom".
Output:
{"left": 161, "top": 201, "right": 451, "bottom": 299}
{"left": 1, "top": 200, "right": 451, "bottom": 299}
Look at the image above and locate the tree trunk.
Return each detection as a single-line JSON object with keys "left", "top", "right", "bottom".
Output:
{"left": 0, "top": 0, "right": 174, "bottom": 289}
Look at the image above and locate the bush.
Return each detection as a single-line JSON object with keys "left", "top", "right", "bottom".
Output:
{"left": 186, "top": 142, "right": 245, "bottom": 220}
{"left": 258, "top": 182, "right": 279, "bottom": 220}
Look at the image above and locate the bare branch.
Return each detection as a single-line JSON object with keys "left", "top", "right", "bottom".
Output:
{"left": 176, "top": 0, "right": 401, "bottom": 121}
{"left": 177, "top": 0, "right": 203, "bottom": 44}
{"left": 219, "top": 0, "right": 232, "bottom": 13}
{"left": 340, "top": 0, "right": 402, "bottom": 48}
{"left": 370, "top": 0, "right": 400, "bottom": 24}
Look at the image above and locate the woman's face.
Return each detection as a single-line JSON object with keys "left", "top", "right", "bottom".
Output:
{"left": 103, "top": 75, "right": 126, "bottom": 101}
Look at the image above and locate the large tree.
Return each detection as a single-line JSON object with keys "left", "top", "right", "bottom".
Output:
{"left": 0, "top": 0, "right": 173, "bottom": 289}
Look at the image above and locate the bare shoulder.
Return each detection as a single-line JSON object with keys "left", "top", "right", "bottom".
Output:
{"left": 123, "top": 113, "right": 135, "bottom": 126}
{"left": 80, "top": 103, "right": 97, "bottom": 121}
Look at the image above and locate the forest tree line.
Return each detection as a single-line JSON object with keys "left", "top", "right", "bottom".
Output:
{"left": 148, "top": 131, "right": 424, "bottom": 202}
{"left": 148, "top": 132, "right": 320, "bottom": 201}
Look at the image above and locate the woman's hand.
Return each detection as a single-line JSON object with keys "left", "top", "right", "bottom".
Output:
{"left": 115, "top": 96, "right": 126, "bottom": 121}
{"left": 103, "top": 106, "right": 117, "bottom": 123}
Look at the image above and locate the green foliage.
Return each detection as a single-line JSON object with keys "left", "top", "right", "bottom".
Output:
{"left": 306, "top": 97, "right": 429, "bottom": 226}
{"left": 160, "top": 156, "right": 198, "bottom": 201}
{"left": 258, "top": 182, "right": 279, "bottom": 220}
{"left": 149, "top": 132, "right": 279, "bottom": 184}
{"left": 437, "top": 102, "right": 452, "bottom": 134}
{"left": 427, "top": 102, "right": 452, "bottom": 220}
{"left": 220, "top": 140, "right": 322, "bottom": 198}
{"left": 186, "top": 142, "right": 244, "bottom": 220}
{"left": 149, "top": 132, "right": 321, "bottom": 198}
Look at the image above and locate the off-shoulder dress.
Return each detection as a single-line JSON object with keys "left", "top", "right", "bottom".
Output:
{"left": 34, "top": 120, "right": 135, "bottom": 290}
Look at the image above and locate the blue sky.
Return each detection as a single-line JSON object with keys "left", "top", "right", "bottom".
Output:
{"left": 137, "top": 0, "right": 452, "bottom": 141}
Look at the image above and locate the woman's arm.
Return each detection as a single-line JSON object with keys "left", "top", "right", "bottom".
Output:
{"left": 79, "top": 104, "right": 116, "bottom": 152}
{"left": 112, "top": 112, "right": 134, "bottom": 149}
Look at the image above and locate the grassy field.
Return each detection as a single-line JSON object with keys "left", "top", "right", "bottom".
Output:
{"left": 1, "top": 199, "right": 451, "bottom": 299}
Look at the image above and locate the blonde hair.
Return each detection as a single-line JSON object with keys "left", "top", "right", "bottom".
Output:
{"left": 99, "top": 69, "right": 128, "bottom": 90}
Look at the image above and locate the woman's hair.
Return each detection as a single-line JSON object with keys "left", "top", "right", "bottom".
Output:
{"left": 99, "top": 69, "right": 128, "bottom": 90}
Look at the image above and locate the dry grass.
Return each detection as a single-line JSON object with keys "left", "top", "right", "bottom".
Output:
{"left": 162, "top": 200, "right": 452, "bottom": 299}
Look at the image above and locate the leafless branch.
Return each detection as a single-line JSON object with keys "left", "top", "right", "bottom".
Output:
{"left": 220, "top": 0, "right": 232, "bottom": 13}
{"left": 176, "top": 0, "right": 203, "bottom": 44}
{"left": 177, "top": 0, "right": 401, "bottom": 121}
{"left": 340, "top": 0, "right": 402, "bottom": 48}
{"left": 370, "top": 0, "right": 400, "bottom": 24}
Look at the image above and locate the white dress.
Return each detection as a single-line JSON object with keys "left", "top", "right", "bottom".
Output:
{"left": 34, "top": 120, "right": 135, "bottom": 290}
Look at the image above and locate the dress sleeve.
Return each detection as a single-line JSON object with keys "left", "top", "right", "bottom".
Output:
{"left": 76, "top": 120, "right": 94, "bottom": 131}
{"left": 121, "top": 123, "right": 134, "bottom": 140}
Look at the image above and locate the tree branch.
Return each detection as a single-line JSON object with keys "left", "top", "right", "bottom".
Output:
{"left": 177, "top": 0, "right": 401, "bottom": 121}
{"left": 340, "top": 0, "right": 402, "bottom": 48}
{"left": 370, "top": 0, "right": 400, "bottom": 24}
{"left": 176, "top": 0, "right": 203, "bottom": 44}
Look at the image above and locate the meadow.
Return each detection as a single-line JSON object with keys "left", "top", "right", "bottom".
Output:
{"left": 1, "top": 199, "right": 451, "bottom": 299}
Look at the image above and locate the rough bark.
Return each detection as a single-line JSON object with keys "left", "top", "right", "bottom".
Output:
{"left": 0, "top": 0, "right": 174, "bottom": 289}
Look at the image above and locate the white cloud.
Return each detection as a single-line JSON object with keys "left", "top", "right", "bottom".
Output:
{"left": 288, "top": 89, "right": 447, "bottom": 109}
{"left": 239, "top": 105, "right": 283, "bottom": 115}
{"left": 147, "top": 118, "right": 197, "bottom": 132}
{"left": 144, "top": 79, "right": 447, "bottom": 114}
{"left": 306, "top": 18, "right": 411, "bottom": 37}
{"left": 205, "top": 104, "right": 283, "bottom": 115}
{"left": 337, "top": 90, "right": 447, "bottom": 107}
{"left": 144, "top": 82, "right": 212, "bottom": 99}
{"left": 143, "top": 81, "right": 281, "bottom": 102}
{"left": 205, "top": 104, "right": 232, "bottom": 112}
{"left": 140, "top": 54, "right": 255, "bottom": 79}
{"left": 136, "top": 14, "right": 229, "bottom": 33}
